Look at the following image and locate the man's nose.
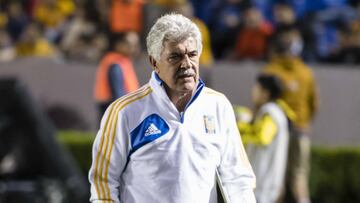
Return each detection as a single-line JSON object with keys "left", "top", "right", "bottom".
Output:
{"left": 180, "top": 55, "right": 191, "bottom": 69}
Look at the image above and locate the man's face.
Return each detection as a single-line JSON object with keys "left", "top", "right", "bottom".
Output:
{"left": 152, "top": 37, "right": 200, "bottom": 95}
{"left": 117, "top": 32, "right": 140, "bottom": 57}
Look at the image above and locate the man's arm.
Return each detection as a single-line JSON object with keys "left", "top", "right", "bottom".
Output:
{"left": 218, "top": 99, "right": 256, "bottom": 203}
{"left": 89, "top": 103, "right": 130, "bottom": 202}
{"left": 239, "top": 113, "right": 278, "bottom": 146}
{"left": 108, "top": 64, "right": 126, "bottom": 100}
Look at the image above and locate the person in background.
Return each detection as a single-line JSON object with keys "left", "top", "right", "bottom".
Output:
{"left": 273, "top": 3, "right": 296, "bottom": 28}
{"left": 232, "top": 7, "right": 273, "bottom": 60}
{"left": 207, "top": 0, "right": 249, "bottom": 59}
{"left": 97, "top": 0, "right": 145, "bottom": 34}
{"left": 89, "top": 13, "right": 256, "bottom": 203}
{"left": 33, "top": 0, "right": 75, "bottom": 43}
{"left": 336, "top": 1, "right": 360, "bottom": 64}
{"left": 5, "top": 1, "right": 29, "bottom": 42}
{"left": 60, "top": 7, "right": 107, "bottom": 63}
{"left": 262, "top": 26, "right": 319, "bottom": 203}
{"left": 15, "top": 22, "right": 56, "bottom": 57}
{"left": 272, "top": 3, "right": 317, "bottom": 63}
{"left": 235, "top": 74, "right": 295, "bottom": 203}
{"left": 93, "top": 32, "right": 140, "bottom": 122}
{"left": 0, "top": 29, "right": 15, "bottom": 62}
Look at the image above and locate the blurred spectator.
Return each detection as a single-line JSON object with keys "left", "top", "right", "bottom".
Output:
{"left": 337, "top": 20, "right": 360, "bottom": 63}
{"left": 235, "top": 74, "right": 295, "bottom": 203}
{"left": 310, "top": 1, "right": 356, "bottom": 62}
{"left": 313, "top": 17, "right": 342, "bottom": 62}
{"left": 332, "top": 2, "right": 360, "bottom": 63}
{"left": 60, "top": 7, "right": 107, "bottom": 63}
{"left": 15, "top": 22, "right": 56, "bottom": 57}
{"left": 152, "top": 0, "right": 186, "bottom": 7}
{"left": 0, "top": 0, "right": 357, "bottom": 65}
{"left": 0, "top": 29, "right": 15, "bottom": 62}
{"left": 60, "top": 7, "right": 91, "bottom": 52}
{"left": 262, "top": 27, "right": 319, "bottom": 203}
{"left": 5, "top": 1, "right": 29, "bottom": 42}
{"left": 278, "top": 0, "right": 348, "bottom": 19}
{"left": 94, "top": 32, "right": 140, "bottom": 122}
{"left": 23, "top": 0, "right": 39, "bottom": 17}
{"left": 207, "top": 0, "right": 250, "bottom": 59}
{"left": 272, "top": 4, "right": 314, "bottom": 61}
{"left": 33, "top": 0, "right": 75, "bottom": 42}
{"left": 251, "top": 0, "right": 276, "bottom": 22}
{"left": 232, "top": 7, "right": 273, "bottom": 60}
{"left": 273, "top": 3, "right": 296, "bottom": 28}
{"left": 189, "top": 0, "right": 212, "bottom": 22}
{"left": 109, "top": 0, "right": 145, "bottom": 34}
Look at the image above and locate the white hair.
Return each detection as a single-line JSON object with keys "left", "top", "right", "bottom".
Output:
{"left": 146, "top": 13, "right": 203, "bottom": 61}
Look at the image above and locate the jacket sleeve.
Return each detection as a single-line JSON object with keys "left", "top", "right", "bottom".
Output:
{"left": 89, "top": 102, "right": 130, "bottom": 202}
{"left": 239, "top": 113, "right": 278, "bottom": 146}
{"left": 218, "top": 98, "right": 256, "bottom": 203}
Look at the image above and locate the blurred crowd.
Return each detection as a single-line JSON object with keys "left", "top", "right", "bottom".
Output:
{"left": 0, "top": 0, "right": 359, "bottom": 64}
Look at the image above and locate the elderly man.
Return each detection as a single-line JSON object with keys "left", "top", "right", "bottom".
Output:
{"left": 89, "top": 13, "right": 256, "bottom": 203}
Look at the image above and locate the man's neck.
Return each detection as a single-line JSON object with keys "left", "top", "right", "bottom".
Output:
{"left": 166, "top": 88, "right": 194, "bottom": 112}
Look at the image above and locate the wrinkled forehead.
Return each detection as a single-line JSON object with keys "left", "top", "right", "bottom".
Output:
{"left": 162, "top": 37, "right": 198, "bottom": 54}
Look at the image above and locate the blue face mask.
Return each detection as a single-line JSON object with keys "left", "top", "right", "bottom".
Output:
{"left": 290, "top": 39, "right": 303, "bottom": 56}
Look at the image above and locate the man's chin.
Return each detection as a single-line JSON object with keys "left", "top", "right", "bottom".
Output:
{"left": 175, "top": 77, "right": 198, "bottom": 92}
{"left": 178, "top": 83, "right": 196, "bottom": 93}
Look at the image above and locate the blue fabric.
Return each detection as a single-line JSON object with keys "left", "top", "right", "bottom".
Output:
{"left": 130, "top": 114, "right": 170, "bottom": 153}
{"left": 189, "top": 0, "right": 214, "bottom": 23}
{"left": 108, "top": 64, "right": 125, "bottom": 100}
{"left": 180, "top": 79, "right": 205, "bottom": 123}
{"left": 153, "top": 72, "right": 163, "bottom": 85}
{"left": 315, "top": 24, "right": 339, "bottom": 57}
{"left": 252, "top": 0, "right": 278, "bottom": 21}
{"left": 305, "top": 0, "right": 348, "bottom": 12}
{"left": 122, "top": 114, "right": 170, "bottom": 173}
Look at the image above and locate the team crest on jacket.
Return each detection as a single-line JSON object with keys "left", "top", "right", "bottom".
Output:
{"left": 203, "top": 115, "right": 216, "bottom": 134}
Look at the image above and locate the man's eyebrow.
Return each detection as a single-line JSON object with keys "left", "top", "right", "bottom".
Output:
{"left": 189, "top": 50, "right": 198, "bottom": 54}
{"left": 169, "top": 49, "right": 198, "bottom": 55}
{"left": 168, "top": 52, "right": 181, "bottom": 56}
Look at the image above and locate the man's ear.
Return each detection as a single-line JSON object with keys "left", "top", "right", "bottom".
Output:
{"left": 149, "top": 56, "right": 158, "bottom": 72}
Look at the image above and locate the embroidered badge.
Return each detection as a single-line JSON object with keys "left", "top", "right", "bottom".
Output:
{"left": 204, "top": 115, "right": 216, "bottom": 134}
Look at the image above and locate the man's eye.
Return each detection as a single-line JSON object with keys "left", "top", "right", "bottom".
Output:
{"left": 169, "top": 55, "right": 181, "bottom": 62}
{"left": 188, "top": 52, "right": 198, "bottom": 58}
{"left": 188, "top": 51, "right": 198, "bottom": 58}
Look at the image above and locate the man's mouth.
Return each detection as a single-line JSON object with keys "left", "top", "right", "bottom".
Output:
{"left": 177, "top": 70, "right": 195, "bottom": 79}
{"left": 177, "top": 74, "right": 194, "bottom": 79}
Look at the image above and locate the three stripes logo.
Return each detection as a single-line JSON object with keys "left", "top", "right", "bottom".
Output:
{"left": 144, "top": 123, "right": 161, "bottom": 136}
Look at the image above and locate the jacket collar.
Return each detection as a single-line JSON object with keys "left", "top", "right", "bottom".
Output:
{"left": 149, "top": 71, "right": 205, "bottom": 120}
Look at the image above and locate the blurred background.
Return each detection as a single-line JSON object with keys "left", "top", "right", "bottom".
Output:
{"left": 0, "top": 0, "right": 359, "bottom": 202}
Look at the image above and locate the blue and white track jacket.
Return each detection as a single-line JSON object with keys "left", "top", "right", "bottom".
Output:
{"left": 89, "top": 72, "right": 256, "bottom": 203}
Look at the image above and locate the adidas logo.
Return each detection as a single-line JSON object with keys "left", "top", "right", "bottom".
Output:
{"left": 144, "top": 123, "right": 161, "bottom": 136}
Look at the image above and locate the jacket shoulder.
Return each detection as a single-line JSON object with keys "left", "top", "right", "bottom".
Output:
{"left": 110, "top": 84, "right": 152, "bottom": 114}
{"left": 202, "top": 87, "right": 226, "bottom": 98}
